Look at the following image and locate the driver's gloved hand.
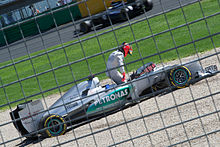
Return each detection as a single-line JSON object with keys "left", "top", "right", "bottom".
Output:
{"left": 122, "top": 72, "right": 126, "bottom": 82}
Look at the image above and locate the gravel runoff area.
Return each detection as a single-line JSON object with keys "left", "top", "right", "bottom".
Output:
{"left": 0, "top": 48, "right": 220, "bottom": 147}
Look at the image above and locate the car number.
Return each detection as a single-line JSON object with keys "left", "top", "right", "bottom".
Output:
{"left": 205, "top": 65, "right": 217, "bottom": 72}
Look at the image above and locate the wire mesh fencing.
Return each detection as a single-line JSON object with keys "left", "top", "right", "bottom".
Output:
{"left": 0, "top": 0, "right": 220, "bottom": 146}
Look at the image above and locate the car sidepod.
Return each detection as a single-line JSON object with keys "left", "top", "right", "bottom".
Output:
{"left": 86, "top": 86, "right": 131, "bottom": 115}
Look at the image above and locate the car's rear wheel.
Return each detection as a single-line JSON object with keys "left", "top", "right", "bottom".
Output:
{"left": 39, "top": 114, "right": 67, "bottom": 138}
{"left": 169, "top": 66, "right": 192, "bottom": 88}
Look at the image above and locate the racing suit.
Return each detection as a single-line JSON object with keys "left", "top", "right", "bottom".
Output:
{"left": 106, "top": 50, "right": 125, "bottom": 85}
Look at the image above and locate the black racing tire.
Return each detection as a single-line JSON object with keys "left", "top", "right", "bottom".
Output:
{"left": 169, "top": 66, "right": 192, "bottom": 88}
{"left": 39, "top": 114, "right": 67, "bottom": 138}
{"left": 80, "top": 20, "right": 92, "bottom": 33}
{"left": 120, "top": 8, "right": 127, "bottom": 21}
{"left": 143, "top": 0, "right": 153, "bottom": 11}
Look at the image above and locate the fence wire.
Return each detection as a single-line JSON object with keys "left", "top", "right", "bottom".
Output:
{"left": 0, "top": 0, "right": 220, "bottom": 146}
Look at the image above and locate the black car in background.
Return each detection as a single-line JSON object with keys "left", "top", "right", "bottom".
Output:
{"left": 79, "top": 0, "right": 153, "bottom": 33}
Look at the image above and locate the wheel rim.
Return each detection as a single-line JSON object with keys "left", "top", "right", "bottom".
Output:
{"left": 47, "top": 118, "right": 63, "bottom": 135}
{"left": 173, "top": 69, "right": 188, "bottom": 85}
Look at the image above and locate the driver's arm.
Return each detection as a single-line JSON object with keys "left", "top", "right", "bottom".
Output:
{"left": 117, "top": 55, "right": 125, "bottom": 73}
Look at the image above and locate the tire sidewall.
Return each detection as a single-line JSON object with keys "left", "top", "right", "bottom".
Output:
{"left": 169, "top": 66, "right": 192, "bottom": 88}
{"left": 40, "top": 114, "right": 67, "bottom": 138}
{"left": 120, "top": 9, "right": 127, "bottom": 21}
{"left": 144, "top": 0, "right": 153, "bottom": 11}
{"left": 80, "top": 21, "right": 91, "bottom": 33}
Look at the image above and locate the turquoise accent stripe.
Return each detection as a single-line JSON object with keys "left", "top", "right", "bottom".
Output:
{"left": 87, "top": 85, "right": 131, "bottom": 114}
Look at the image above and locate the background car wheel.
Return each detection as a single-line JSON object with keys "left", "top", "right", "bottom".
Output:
{"left": 80, "top": 20, "right": 92, "bottom": 33}
{"left": 169, "top": 66, "right": 192, "bottom": 88}
{"left": 143, "top": 0, "right": 153, "bottom": 11}
{"left": 120, "top": 8, "right": 128, "bottom": 21}
{"left": 40, "top": 114, "right": 66, "bottom": 138}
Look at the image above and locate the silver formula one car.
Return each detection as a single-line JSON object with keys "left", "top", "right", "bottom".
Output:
{"left": 10, "top": 62, "right": 218, "bottom": 138}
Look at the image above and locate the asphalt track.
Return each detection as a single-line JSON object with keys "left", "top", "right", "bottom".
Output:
{"left": 0, "top": 0, "right": 194, "bottom": 63}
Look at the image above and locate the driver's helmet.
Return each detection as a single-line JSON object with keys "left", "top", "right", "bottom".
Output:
{"left": 120, "top": 42, "right": 133, "bottom": 57}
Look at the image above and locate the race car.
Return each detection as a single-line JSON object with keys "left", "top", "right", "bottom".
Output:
{"left": 79, "top": 0, "right": 153, "bottom": 33}
{"left": 10, "top": 62, "right": 218, "bottom": 139}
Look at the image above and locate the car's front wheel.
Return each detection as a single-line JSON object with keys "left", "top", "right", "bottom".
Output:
{"left": 143, "top": 0, "right": 153, "bottom": 11}
{"left": 169, "top": 66, "right": 192, "bottom": 88}
{"left": 80, "top": 20, "right": 92, "bottom": 33}
{"left": 39, "top": 114, "right": 67, "bottom": 138}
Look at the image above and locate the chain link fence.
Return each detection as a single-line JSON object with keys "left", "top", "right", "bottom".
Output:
{"left": 0, "top": 0, "right": 220, "bottom": 146}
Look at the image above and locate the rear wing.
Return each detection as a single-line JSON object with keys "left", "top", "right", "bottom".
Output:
{"left": 10, "top": 99, "right": 45, "bottom": 137}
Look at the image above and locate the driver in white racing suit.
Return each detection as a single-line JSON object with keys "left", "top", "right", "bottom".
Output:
{"left": 106, "top": 42, "right": 133, "bottom": 85}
